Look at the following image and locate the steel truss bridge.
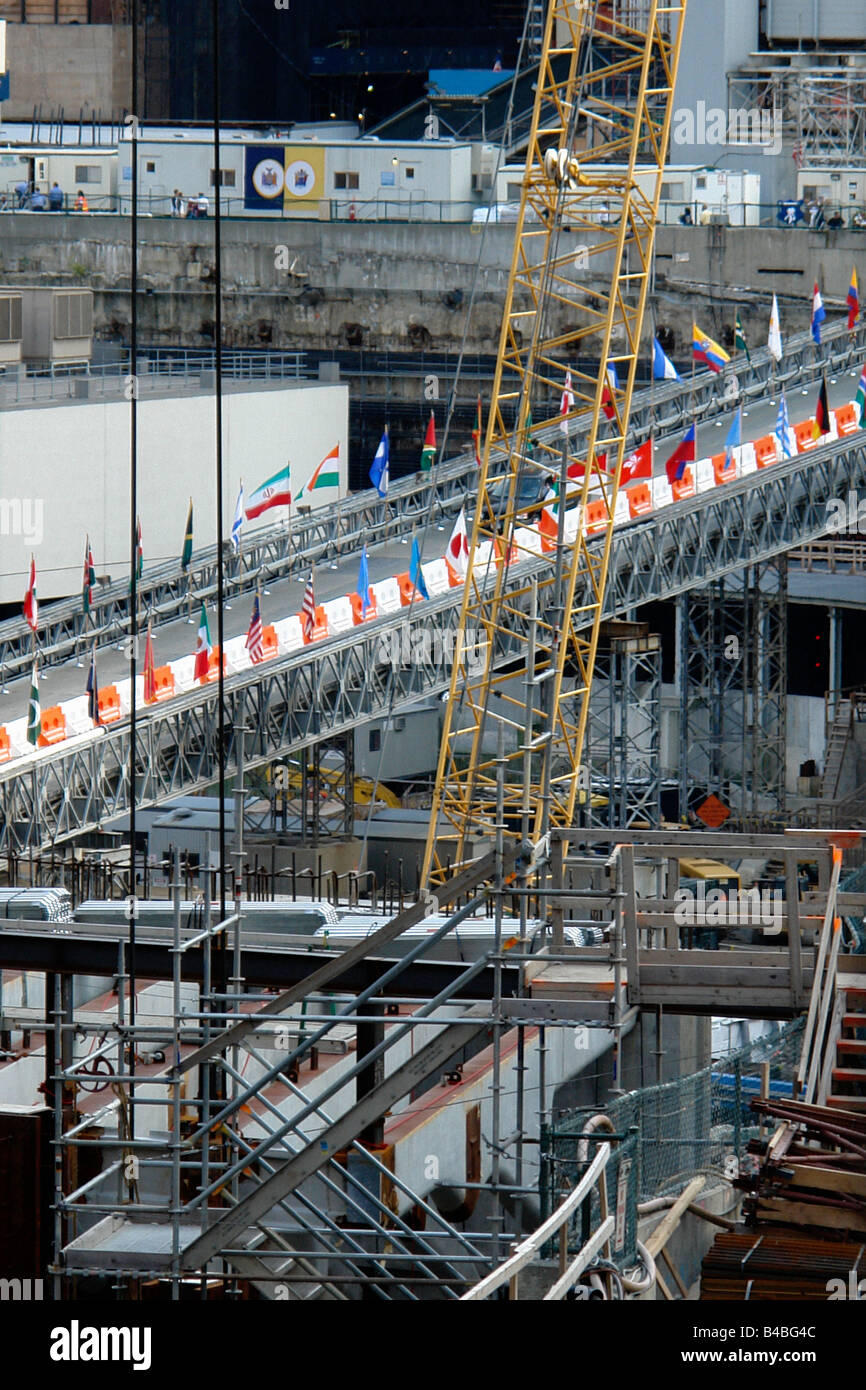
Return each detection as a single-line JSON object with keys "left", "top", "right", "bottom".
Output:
{"left": 2, "top": 429, "right": 864, "bottom": 853}
{"left": 1, "top": 316, "right": 862, "bottom": 688}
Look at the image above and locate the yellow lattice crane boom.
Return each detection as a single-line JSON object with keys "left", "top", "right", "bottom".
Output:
{"left": 422, "top": 0, "right": 687, "bottom": 886}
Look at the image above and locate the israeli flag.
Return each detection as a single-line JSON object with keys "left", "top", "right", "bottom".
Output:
{"left": 370, "top": 428, "right": 389, "bottom": 498}
{"left": 775, "top": 393, "right": 795, "bottom": 459}
{"left": 230, "top": 481, "right": 244, "bottom": 554}
{"left": 653, "top": 336, "right": 682, "bottom": 382}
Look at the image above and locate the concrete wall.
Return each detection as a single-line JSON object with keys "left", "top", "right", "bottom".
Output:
{"left": 787, "top": 695, "right": 826, "bottom": 785}
{"left": 0, "top": 380, "right": 348, "bottom": 602}
{"left": 2, "top": 23, "right": 131, "bottom": 120}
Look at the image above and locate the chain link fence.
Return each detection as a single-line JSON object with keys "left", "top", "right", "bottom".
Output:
{"left": 540, "top": 1018, "right": 804, "bottom": 1265}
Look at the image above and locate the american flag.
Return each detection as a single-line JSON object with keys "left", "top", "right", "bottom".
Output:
{"left": 301, "top": 572, "right": 316, "bottom": 642}
{"left": 246, "top": 591, "right": 263, "bottom": 664}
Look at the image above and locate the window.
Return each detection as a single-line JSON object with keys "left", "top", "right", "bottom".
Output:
{"left": 405, "top": 166, "right": 415, "bottom": 180}
{"left": 74, "top": 165, "right": 102, "bottom": 184}
{"left": 0, "top": 296, "right": 22, "bottom": 344}
{"left": 334, "top": 171, "right": 359, "bottom": 190}
{"left": 145, "top": 161, "right": 157, "bottom": 173}
{"left": 209, "top": 169, "right": 236, "bottom": 187}
{"left": 368, "top": 729, "right": 381, "bottom": 752}
{"left": 661, "top": 182, "right": 685, "bottom": 201}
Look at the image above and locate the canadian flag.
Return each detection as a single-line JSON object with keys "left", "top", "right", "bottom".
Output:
{"left": 447, "top": 507, "right": 470, "bottom": 578}
{"left": 620, "top": 439, "right": 653, "bottom": 484}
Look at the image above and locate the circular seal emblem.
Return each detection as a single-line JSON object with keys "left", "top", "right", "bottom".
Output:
{"left": 251, "top": 157, "right": 285, "bottom": 200}
{"left": 285, "top": 159, "right": 317, "bottom": 198}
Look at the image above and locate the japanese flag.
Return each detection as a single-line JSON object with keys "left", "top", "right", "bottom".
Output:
{"left": 447, "top": 507, "right": 470, "bottom": 578}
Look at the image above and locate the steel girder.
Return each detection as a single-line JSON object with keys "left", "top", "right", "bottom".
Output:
{"left": 588, "top": 634, "right": 662, "bottom": 829}
{"left": 1, "top": 432, "right": 864, "bottom": 854}
{"left": 1, "top": 318, "right": 861, "bottom": 686}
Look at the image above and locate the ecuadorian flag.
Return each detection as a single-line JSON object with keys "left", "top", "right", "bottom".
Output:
{"left": 692, "top": 323, "right": 730, "bottom": 374}
{"left": 848, "top": 267, "right": 860, "bottom": 331}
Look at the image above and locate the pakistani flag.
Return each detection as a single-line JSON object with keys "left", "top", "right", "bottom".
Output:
{"left": 734, "top": 311, "right": 751, "bottom": 364}
{"left": 420, "top": 412, "right": 436, "bottom": 472}
{"left": 26, "top": 663, "right": 41, "bottom": 746}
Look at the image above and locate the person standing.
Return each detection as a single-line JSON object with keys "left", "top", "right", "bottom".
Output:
{"left": 196, "top": 190, "right": 209, "bottom": 218}
{"left": 48, "top": 181, "right": 63, "bottom": 211}
{"left": 74, "top": 190, "right": 89, "bottom": 212}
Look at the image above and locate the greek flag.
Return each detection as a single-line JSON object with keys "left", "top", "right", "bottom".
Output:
{"left": 775, "top": 393, "right": 794, "bottom": 459}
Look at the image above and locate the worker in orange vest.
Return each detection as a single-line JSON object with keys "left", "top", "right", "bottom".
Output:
{"left": 74, "top": 190, "right": 89, "bottom": 212}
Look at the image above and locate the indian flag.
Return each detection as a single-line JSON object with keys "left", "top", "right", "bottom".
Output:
{"left": 296, "top": 446, "right": 340, "bottom": 500}
{"left": 245, "top": 463, "right": 292, "bottom": 520}
{"left": 193, "top": 603, "right": 213, "bottom": 683}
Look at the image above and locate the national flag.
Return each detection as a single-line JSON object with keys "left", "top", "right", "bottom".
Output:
{"left": 566, "top": 451, "right": 609, "bottom": 480}
{"left": 814, "top": 376, "right": 831, "bottom": 438}
{"left": 664, "top": 424, "right": 696, "bottom": 484}
{"left": 472, "top": 395, "right": 483, "bottom": 465}
{"left": 370, "top": 428, "right": 389, "bottom": 498}
{"left": 775, "top": 393, "right": 795, "bottom": 459}
{"left": 602, "top": 359, "right": 619, "bottom": 420}
{"left": 245, "top": 591, "right": 264, "bottom": 664}
{"left": 768, "top": 294, "right": 783, "bottom": 364}
{"left": 296, "top": 446, "right": 340, "bottom": 499}
{"left": 447, "top": 508, "right": 470, "bottom": 579}
{"left": 245, "top": 464, "right": 291, "bottom": 520}
{"left": 420, "top": 412, "right": 436, "bottom": 472}
{"left": 181, "top": 498, "right": 194, "bottom": 570}
{"left": 143, "top": 622, "right": 156, "bottom": 702}
{"left": 23, "top": 555, "right": 38, "bottom": 633}
{"left": 134, "top": 515, "right": 143, "bottom": 582}
{"left": 848, "top": 267, "right": 860, "bottom": 331}
{"left": 692, "top": 324, "right": 730, "bottom": 374}
{"left": 524, "top": 410, "right": 535, "bottom": 457}
{"left": 230, "top": 481, "right": 244, "bottom": 554}
{"left": 86, "top": 646, "right": 100, "bottom": 725}
{"left": 620, "top": 439, "right": 653, "bottom": 484}
{"left": 856, "top": 364, "right": 866, "bottom": 427}
{"left": 811, "top": 283, "right": 826, "bottom": 345}
{"left": 357, "top": 544, "right": 371, "bottom": 615}
{"left": 301, "top": 573, "right": 316, "bottom": 641}
{"left": 409, "top": 535, "right": 430, "bottom": 599}
{"left": 734, "top": 312, "right": 751, "bottom": 364}
{"left": 82, "top": 537, "right": 96, "bottom": 616}
{"left": 724, "top": 408, "right": 741, "bottom": 470}
{"left": 193, "top": 603, "right": 212, "bottom": 683}
{"left": 653, "top": 336, "right": 681, "bottom": 382}
{"left": 559, "top": 371, "right": 574, "bottom": 434}
{"left": 26, "top": 662, "right": 40, "bottom": 746}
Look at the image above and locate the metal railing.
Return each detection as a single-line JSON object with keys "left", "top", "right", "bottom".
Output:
{"left": 0, "top": 348, "right": 309, "bottom": 405}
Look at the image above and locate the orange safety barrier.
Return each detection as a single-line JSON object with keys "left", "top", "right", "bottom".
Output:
{"left": 627, "top": 483, "right": 652, "bottom": 518}
{"left": 151, "top": 665, "right": 176, "bottom": 702}
{"left": 794, "top": 419, "right": 820, "bottom": 453}
{"left": 38, "top": 706, "right": 67, "bottom": 747}
{"left": 754, "top": 434, "right": 778, "bottom": 468}
{"left": 494, "top": 535, "right": 519, "bottom": 565}
{"left": 97, "top": 685, "right": 122, "bottom": 723}
{"left": 444, "top": 559, "right": 466, "bottom": 586}
{"left": 261, "top": 624, "right": 279, "bottom": 659}
{"left": 835, "top": 402, "right": 859, "bottom": 436}
{"left": 0, "top": 727, "right": 10, "bottom": 763}
{"left": 671, "top": 466, "right": 696, "bottom": 501}
{"left": 349, "top": 591, "right": 378, "bottom": 624}
{"left": 712, "top": 450, "right": 736, "bottom": 485}
{"left": 298, "top": 606, "right": 328, "bottom": 642}
{"left": 538, "top": 508, "right": 559, "bottom": 553}
{"left": 205, "top": 646, "right": 228, "bottom": 682}
{"left": 584, "top": 500, "right": 610, "bottom": 534}
{"left": 397, "top": 572, "right": 428, "bottom": 606}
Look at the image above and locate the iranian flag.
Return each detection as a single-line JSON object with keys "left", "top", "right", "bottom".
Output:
{"left": 193, "top": 603, "right": 213, "bottom": 683}
{"left": 420, "top": 412, "right": 436, "bottom": 471}
{"left": 245, "top": 462, "right": 292, "bottom": 520}
{"left": 297, "top": 446, "right": 340, "bottom": 500}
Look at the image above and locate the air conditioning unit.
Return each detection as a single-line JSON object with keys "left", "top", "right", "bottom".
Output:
{"left": 19, "top": 287, "right": 93, "bottom": 365}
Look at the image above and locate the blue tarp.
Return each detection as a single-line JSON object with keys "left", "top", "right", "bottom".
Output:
{"left": 427, "top": 69, "right": 515, "bottom": 98}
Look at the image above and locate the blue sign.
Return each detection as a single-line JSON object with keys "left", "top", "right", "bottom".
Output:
{"left": 380, "top": 170, "right": 396, "bottom": 187}
{"left": 244, "top": 145, "right": 285, "bottom": 211}
{"left": 0, "top": 74, "right": 9, "bottom": 103}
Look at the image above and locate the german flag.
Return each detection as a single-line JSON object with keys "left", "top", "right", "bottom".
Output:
{"left": 814, "top": 376, "right": 831, "bottom": 438}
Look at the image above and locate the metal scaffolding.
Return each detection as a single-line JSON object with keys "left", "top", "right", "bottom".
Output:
{"left": 587, "top": 623, "right": 662, "bottom": 829}
{"left": 728, "top": 65, "right": 866, "bottom": 168}
{"left": 677, "top": 557, "right": 787, "bottom": 820}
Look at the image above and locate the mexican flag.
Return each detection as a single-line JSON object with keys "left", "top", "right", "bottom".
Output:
{"left": 193, "top": 603, "right": 212, "bottom": 683}
{"left": 420, "top": 413, "right": 436, "bottom": 471}
{"left": 296, "top": 446, "right": 340, "bottom": 501}
{"left": 26, "top": 663, "right": 41, "bottom": 746}
{"left": 246, "top": 462, "right": 292, "bottom": 519}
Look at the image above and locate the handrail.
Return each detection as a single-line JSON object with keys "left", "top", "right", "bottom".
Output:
{"left": 460, "top": 1131, "right": 611, "bottom": 1300}
{"left": 797, "top": 846, "right": 843, "bottom": 1102}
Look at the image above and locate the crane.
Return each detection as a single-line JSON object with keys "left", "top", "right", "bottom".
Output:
{"left": 422, "top": 0, "right": 688, "bottom": 886}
